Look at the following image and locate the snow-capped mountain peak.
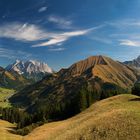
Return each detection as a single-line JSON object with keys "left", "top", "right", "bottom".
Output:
{"left": 6, "top": 60, "right": 53, "bottom": 81}
{"left": 124, "top": 55, "right": 140, "bottom": 68}
{"left": 24, "top": 60, "right": 53, "bottom": 74}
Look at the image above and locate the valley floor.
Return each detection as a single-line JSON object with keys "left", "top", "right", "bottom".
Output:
{"left": 0, "top": 94, "right": 140, "bottom": 140}
{"left": 0, "top": 88, "right": 15, "bottom": 108}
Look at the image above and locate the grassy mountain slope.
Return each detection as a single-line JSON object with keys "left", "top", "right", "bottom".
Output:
{"left": 24, "top": 94, "right": 140, "bottom": 140}
{"left": 68, "top": 56, "right": 137, "bottom": 88}
{"left": 0, "top": 66, "right": 28, "bottom": 89}
{"left": 92, "top": 56, "right": 137, "bottom": 88}
{"left": 10, "top": 56, "right": 138, "bottom": 112}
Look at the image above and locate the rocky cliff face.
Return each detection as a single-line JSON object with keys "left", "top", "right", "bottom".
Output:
{"left": 124, "top": 56, "right": 140, "bottom": 68}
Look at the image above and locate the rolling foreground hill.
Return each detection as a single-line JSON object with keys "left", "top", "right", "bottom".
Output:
{"left": 25, "top": 94, "right": 140, "bottom": 140}
{"left": 0, "top": 120, "right": 22, "bottom": 140}
{"left": 10, "top": 56, "right": 139, "bottom": 113}
{"left": 1, "top": 94, "right": 140, "bottom": 140}
{"left": 26, "top": 95, "right": 140, "bottom": 140}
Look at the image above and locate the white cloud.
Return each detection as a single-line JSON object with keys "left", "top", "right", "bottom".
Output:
{"left": 49, "top": 48, "right": 65, "bottom": 52}
{"left": 34, "top": 37, "right": 66, "bottom": 46}
{"left": 32, "top": 28, "right": 93, "bottom": 47}
{"left": 0, "top": 23, "right": 47, "bottom": 41}
{"left": 48, "top": 15, "right": 73, "bottom": 29}
{"left": 106, "top": 19, "right": 140, "bottom": 28}
{"left": 38, "top": 6, "right": 47, "bottom": 12}
{"left": 119, "top": 39, "right": 140, "bottom": 47}
{"left": 0, "top": 22, "right": 100, "bottom": 47}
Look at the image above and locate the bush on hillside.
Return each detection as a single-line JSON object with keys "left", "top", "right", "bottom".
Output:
{"left": 132, "top": 83, "right": 140, "bottom": 96}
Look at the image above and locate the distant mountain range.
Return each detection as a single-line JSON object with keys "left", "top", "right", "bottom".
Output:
{"left": 124, "top": 56, "right": 140, "bottom": 68}
{"left": 10, "top": 55, "right": 139, "bottom": 114}
{"left": 6, "top": 60, "right": 53, "bottom": 81}
{"left": 1, "top": 56, "right": 140, "bottom": 91}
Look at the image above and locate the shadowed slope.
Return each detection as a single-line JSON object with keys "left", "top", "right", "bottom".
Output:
{"left": 1, "top": 94, "right": 140, "bottom": 140}
{"left": 24, "top": 94, "right": 140, "bottom": 140}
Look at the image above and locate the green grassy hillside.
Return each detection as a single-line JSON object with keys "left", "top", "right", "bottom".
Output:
{"left": 0, "top": 88, "right": 15, "bottom": 108}
{"left": 0, "top": 66, "right": 30, "bottom": 90}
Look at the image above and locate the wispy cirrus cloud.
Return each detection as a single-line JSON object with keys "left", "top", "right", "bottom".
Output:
{"left": 106, "top": 19, "right": 140, "bottom": 28}
{"left": 49, "top": 48, "right": 65, "bottom": 52}
{"left": 38, "top": 6, "right": 48, "bottom": 13}
{"left": 0, "top": 22, "right": 99, "bottom": 47}
{"left": 0, "top": 22, "right": 47, "bottom": 41}
{"left": 32, "top": 28, "right": 95, "bottom": 47}
{"left": 119, "top": 39, "right": 140, "bottom": 47}
{"left": 0, "top": 47, "right": 32, "bottom": 59}
{"left": 103, "top": 19, "right": 140, "bottom": 47}
{"left": 48, "top": 15, "right": 73, "bottom": 29}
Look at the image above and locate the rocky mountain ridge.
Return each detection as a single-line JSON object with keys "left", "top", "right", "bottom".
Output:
{"left": 10, "top": 55, "right": 139, "bottom": 113}
{"left": 6, "top": 60, "right": 53, "bottom": 81}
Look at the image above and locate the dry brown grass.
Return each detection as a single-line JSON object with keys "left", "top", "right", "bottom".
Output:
{"left": 0, "top": 120, "right": 22, "bottom": 140}
{"left": 24, "top": 94, "right": 140, "bottom": 140}
{"left": 1, "top": 94, "right": 140, "bottom": 140}
{"left": 93, "top": 56, "right": 137, "bottom": 88}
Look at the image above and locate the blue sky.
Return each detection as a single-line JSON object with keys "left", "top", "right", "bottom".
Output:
{"left": 0, "top": 0, "right": 140, "bottom": 70}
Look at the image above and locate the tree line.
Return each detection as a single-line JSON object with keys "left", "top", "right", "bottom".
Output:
{"left": 132, "top": 83, "right": 140, "bottom": 96}
{"left": 0, "top": 86, "right": 122, "bottom": 135}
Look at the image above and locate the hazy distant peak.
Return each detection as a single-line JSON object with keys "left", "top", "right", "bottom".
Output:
{"left": 124, "top": 55, "right": 140, "bottom": 68}
{"left": 15, "top": 59, "right": 21, "bottom": 63}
